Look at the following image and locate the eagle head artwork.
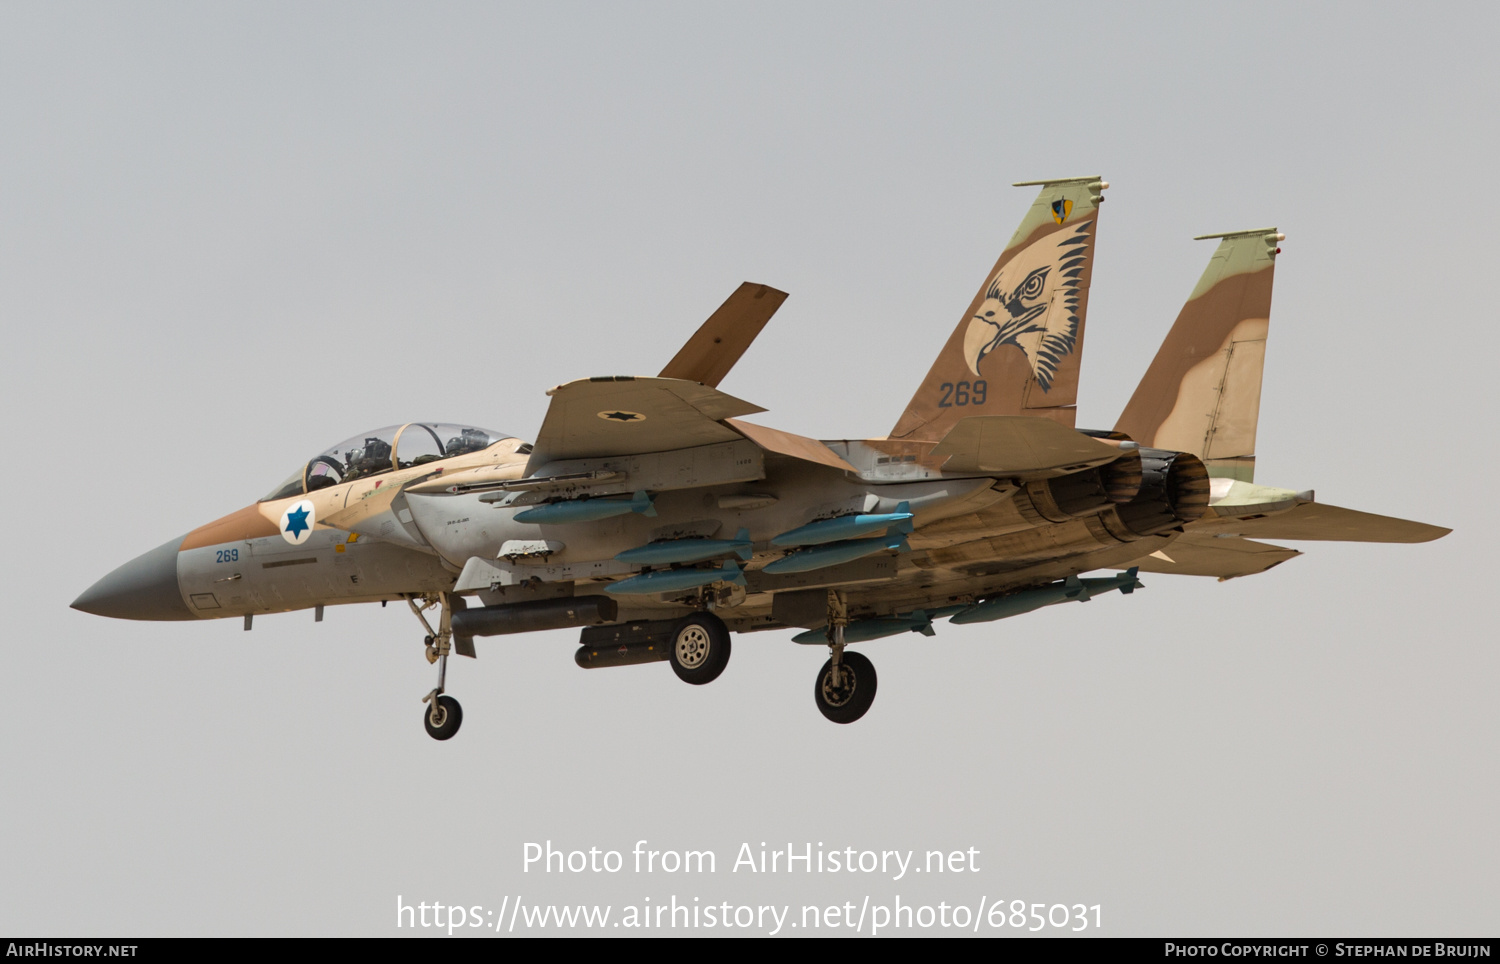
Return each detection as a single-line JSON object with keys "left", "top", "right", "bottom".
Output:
{"left": 961, "top": 217, "right": 1092, "bottom": 391}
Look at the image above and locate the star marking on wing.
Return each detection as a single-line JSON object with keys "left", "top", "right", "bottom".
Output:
{"left": 597, "top": 410, "right": 646, "bottom": 422}
{"left": 284, "top": 506, "right": 311, "bottom": 538}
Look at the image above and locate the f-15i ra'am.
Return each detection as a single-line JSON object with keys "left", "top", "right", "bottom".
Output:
{"left": 73, "top": 176, "right": 1450, "bottom": 739}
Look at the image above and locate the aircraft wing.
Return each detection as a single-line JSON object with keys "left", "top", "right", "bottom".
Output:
{"left": 1193, "top": 501, "right": 1451, "bottom": 543}
{"left": 526, "top": 376, "right": 766, "bottom": 470}
{"left": 659, "top": 282, "right": 788, "bottom": 388}
{"left": 1122, "top": 532, "right": 1301, "bottom": 580}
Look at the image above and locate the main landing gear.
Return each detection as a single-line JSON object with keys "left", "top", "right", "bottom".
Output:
{"left": 667, "top": 611, "right": 731, "bottom": 685}
{"left": 410, "top": 593, "right": 463, "bottom": 741}
{"left": 814, "top": 590, "right": 877, "bottom": 724}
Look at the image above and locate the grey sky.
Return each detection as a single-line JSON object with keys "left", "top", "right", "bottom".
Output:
{"left": 2, "top": 1, "right": 1495, "bottom": 936}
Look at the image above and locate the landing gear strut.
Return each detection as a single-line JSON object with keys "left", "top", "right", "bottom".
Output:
{"left": 410, "top": 593, "right": 463, "bottom": 740}
{"left": 814, "top": 589, "right": 877, "bottom": 723}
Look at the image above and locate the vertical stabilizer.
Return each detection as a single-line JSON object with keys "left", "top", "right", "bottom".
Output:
{"left": 889, "top": 176, "right": 1107, "bottom": 440}
{"left": 1114, "top": 228, "right": 1282, "bottom": 482}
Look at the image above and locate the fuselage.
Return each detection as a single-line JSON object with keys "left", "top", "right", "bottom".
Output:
{"left": 70, "top": 427, "right": 530, "bottom": 621}
{"left": 72, "top": 417, "right": 1193, "bottom": 635}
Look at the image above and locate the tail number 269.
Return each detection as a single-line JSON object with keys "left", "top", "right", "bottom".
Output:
{"left": 937, "top": 380, "right": 987, "bottom": 407}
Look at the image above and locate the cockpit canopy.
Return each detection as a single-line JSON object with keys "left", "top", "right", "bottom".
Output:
{"left": 261, "top": 423, "right": 512, "bottom": 501}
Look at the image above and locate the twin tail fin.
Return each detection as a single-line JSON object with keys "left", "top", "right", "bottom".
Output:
{"left": 1114, "top": 228, "right": 1283, "bottom": 482}
{"left": 889, "top": 176, "right": 1108, "bottom": 440}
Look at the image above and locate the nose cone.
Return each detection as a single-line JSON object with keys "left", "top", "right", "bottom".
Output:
{"left": 72, "top": 536, "right": 196, "bottom": 621}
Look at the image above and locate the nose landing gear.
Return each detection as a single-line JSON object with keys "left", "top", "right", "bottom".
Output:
{"left": 410, "top": 593, "right": 464, "bottom": 741}
{"left": 424, "top": 693, "right": 462, "bottom": 741}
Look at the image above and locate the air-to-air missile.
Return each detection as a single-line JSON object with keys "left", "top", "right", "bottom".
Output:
{"left": 615, "top": 529, "right": 752, "bottom": 566}
{"left": 513, "top": 490, "right": 657, "bottom": 524}
{"left": 763, "top": 527, "right": 909, "bottom": 574}
{"left": 949, "top": 568, "right": 1143, "bottom": 625}
{"left": 770, "top": 502, "right": 914, "bottom": 547}
{"left": 605, "top": 559, "right": 746, "bottom": 596}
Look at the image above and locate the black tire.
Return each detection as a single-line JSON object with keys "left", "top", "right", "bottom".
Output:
{"left": 814, "top": 650, "right": 877, "bottom": 724}
{"left": 668, "top": 612, "right": 731, "bottom": 685}
{"left": 424, "top": 695, "right": 463, "bottom": 741}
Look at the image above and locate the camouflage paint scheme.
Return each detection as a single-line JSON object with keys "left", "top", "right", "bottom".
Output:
{"left": 121, "top": 436, "right": 533, "bottom": 621}
{"left": 891, "top": 176, "right": 1107, "bottom": 439}
{"left": 73, "top": 177, "right": 1449, "bottom": 722}
{"left": 1115, "top": 228, "right": 1281, "bottom": 484}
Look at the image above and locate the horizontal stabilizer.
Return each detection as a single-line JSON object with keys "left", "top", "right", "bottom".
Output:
{"left": 931, "top": 415, "right": 1124, "bottom": 477}
{"left": 1193, "top": 502, "right": 1450, "bottom": 544}
{"left": 659, "top": 282, "right": 788, "bottom": 388}
{"left": 1122, "top": 532, "right": 1300, "bottom": 580}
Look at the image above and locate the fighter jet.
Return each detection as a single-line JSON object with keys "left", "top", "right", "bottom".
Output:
{"left": 72, "top": 176, "right": 1450, "bottom": 740}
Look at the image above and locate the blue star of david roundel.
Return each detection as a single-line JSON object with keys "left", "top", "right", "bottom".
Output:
{"left": 279, "top": 499, "right": 315, "bottom": 546}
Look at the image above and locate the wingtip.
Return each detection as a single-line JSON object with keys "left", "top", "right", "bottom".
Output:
{"left": 740, "top": 281, "right": 789, "bottom": 300}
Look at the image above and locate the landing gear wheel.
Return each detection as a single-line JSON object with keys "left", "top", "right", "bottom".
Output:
{"left": 814, "top": 650, "right": 877, "bottom": 724}
{"left": 424, "top": 694, "right": 463, "bottom": 741}
{"left": 668, "top": 612, "right": 731, "bottom": 685}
